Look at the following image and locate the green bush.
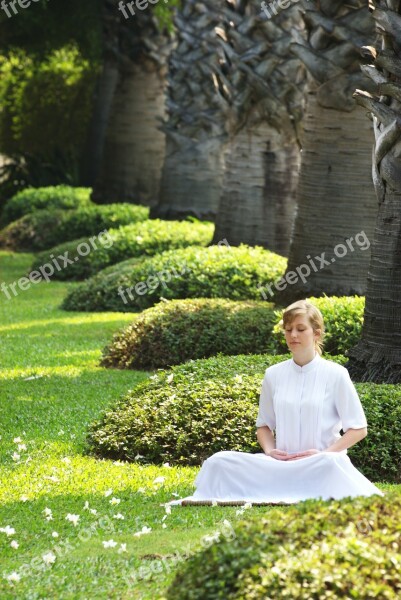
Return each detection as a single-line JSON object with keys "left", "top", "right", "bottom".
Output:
{"left": 166, "top": 491, "right": 401, "bottom": 599}
{"left": 269, "top": 295, "right": 365, "bottom": 356}
{"left": 31, "top": 220, "right": 214, "bottom": 281}
{"left": 0, "top": 204, "right": 149, "bottom": 251}
{"left": 62, "top": 245, "right": 287, "bottom": 312}
{"left": 87, "top": 352, "right": 401, "bottom": 482}
{"left": 0, "top": 185, "right": 92, "bottom": 227}
{"left": 101, "top": 299, "right": 276, "bottom": 370}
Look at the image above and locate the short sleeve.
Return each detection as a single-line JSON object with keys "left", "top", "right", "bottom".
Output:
{"left": 256, "top": 369, "right": 276, "bottom": 430}
{"left": 334, "top": 368, "right": 367, "bottom": 432}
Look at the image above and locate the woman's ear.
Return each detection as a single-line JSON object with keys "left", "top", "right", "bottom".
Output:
{"left": 314, "top": 328, "right": 321, "bottom": 339}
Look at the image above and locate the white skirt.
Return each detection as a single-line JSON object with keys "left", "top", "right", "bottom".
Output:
{"left": 168, "top": 451, "right": 384, "bottom": 506}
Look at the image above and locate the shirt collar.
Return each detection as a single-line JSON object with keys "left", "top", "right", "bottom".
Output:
{"left": 291, "top": 353, "right": 321, "bottom": 373}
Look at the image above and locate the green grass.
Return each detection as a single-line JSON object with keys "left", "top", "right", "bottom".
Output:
{"left": 0, "top": 251, "right": 287, "bottom": 599}
{"left": 0, "top": 251, "right": 398, "bottom": 599}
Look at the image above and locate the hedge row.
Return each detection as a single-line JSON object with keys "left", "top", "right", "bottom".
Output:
{"left": 31, "top": 220, "right": 214, "bottom": 281}
{"left": 0, "top": 203, "right": 149, "bottom": 251}
{"left": 166, "top": 491, "right": 401, "bottom": 599}
{"left": 86, "top": 353, "right": 401, "bottom": 483}
{"left": 101, "top": 296, "right": 364, "bottom": 370}
{"left": 62, "top": 245, "right": 287, "bottom": 312}
{"left": 0, "top": 185, "right": 92, "bottom": 226}
{"left": 101, "top": 299, "right": 276, "bottom": 370}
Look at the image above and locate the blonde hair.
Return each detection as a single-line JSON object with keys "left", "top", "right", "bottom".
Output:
{"left": 280, "top": 300, "right": 325, "bottom": 355}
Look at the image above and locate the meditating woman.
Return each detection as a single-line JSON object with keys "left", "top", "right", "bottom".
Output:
{"left": 170, "top": 300, "right": 383, "bottom": 505}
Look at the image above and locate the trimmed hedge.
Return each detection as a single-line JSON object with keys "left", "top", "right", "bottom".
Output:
{"left": 269, "top": 295, "right": 365, "bottom": 356}
{"left": 101, "top": 295, "right": 364, "bottom": 371}
{"left": 0, "top": 185, "right": 92, "bottom": 227}
{"left": 0, "top": 203, "right": 149, "bottom": 251}
{"left": 101, "top": 299, "right": 276, "bottom": 370}
{"left": 62, "top": 245, "right": 287, "bottom": 312}
{"left": 31, "top": 220, "right": 214, "bottom": 281}
{"left": 166, "top": 491, "right": 401, "bottom": 599}
{"left": 86, "top": 352, "right": 401, "bottom": 482}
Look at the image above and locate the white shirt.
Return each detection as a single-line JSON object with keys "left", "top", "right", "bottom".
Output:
{"left": 256, "top": 353, "right": 367, "bottom": 453}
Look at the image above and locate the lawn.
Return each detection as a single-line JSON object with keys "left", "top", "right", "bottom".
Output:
{"left": 0, "top": 251, "right": 397, "bottom": 599}
{"left": 0, "top": 251, "right": 282, "bottom": 599}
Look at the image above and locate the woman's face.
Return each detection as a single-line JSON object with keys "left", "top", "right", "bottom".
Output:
{"left": 284, "top": 314, "right": 319, "bottom": 353}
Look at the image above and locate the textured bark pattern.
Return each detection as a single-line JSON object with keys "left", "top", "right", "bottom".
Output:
{"left": 347, "top": 0, "right": 401, "bottom": 382}
{"left": 151, "top": 0, "right": 234, "bottom": 219}
{"left": 276, "top": 0, "right": 378, "bottom": 302}
{"left": 93, "top": 3, "right": 174, "bottom": 205}
{"left": 213, "top": 122, "right": 300, "bottom": 256}
{"left": 211, "top": 1, "right": 305, "bottom": 249}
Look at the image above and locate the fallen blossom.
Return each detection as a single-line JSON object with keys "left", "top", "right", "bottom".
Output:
{"left": 0, "top": 525, "right": 16, "bottom": 536}
{"left": 5, "top": 572, "right": 20, "bottom": 583}
{"left": 113, "top": 513, "right": 124, "bottom": 520}
{"left": 109, "top": 497, "right": 120, "bottom": 506}
{"left": 104, "top": 489, "right": 113, "bottom": 497}
{"left": 102, "top": 539, "right": 118, "bottom": 548}
{"left": 10, "top": 540, "right": 19, "bottom": 549}
{"left": 42, "top": 552, "right": 56, "bottom": 565}
{"left": 65, "top": 514, "right": 80, "bottom": 526}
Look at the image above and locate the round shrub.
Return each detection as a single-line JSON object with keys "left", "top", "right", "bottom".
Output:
{"left": 269, "top": 295, "right": 365, "bottom": 356}
{"left": 0, "top": 203, "right": 149, "bottom": 251}
{"left": 31, "top": 220, "right": 214, "bottom": 281}
{"left": 166, "top": 491, "right": 401, "bottom": 599}
{"left": 101, "top": 299, "right": 276, "bottom": 370}
{"left": 0, "top": 185, "right": 92, "bottom": 227}
{"left": 62, "top": 245, "right": 287, "bottom": 312}
{"left": 87, "top": 352, "right": 401, "bottom": 482}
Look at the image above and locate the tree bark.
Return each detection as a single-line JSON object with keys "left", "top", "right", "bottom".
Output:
{"left": 212, "top": 122, "right": 300, "bottom": 256}
{"left": 346, "top": 0, "right": 401, "bottom": 382}
{"left": 274, "top": 0, "right": 378, "bottom": 303}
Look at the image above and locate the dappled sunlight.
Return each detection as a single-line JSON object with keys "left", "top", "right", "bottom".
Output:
{"left": 0, "top": 313, "right": 135, "bottom": 333}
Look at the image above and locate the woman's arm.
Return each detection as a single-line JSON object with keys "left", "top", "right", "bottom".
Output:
{"left": 325, "top": 427, "right": 367, "bottom": 452}
{"left": 257, "top": 426, "right": 275, "bottom": 454}
{"left": 257, "top": 426, "right": 292, "bottom": 460}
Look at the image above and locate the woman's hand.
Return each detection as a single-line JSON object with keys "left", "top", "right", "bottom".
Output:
{"left": 286, "top": 449, "right": 320, "bottom": 461}
{"left": 267, "top": 449, "right": 293, "bottom": 461}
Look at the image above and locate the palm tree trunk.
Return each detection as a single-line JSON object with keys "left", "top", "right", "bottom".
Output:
{"left": 346, "top": 0, "right": 401, "bottom": 382}
{"left": 274, "top": 0, "right": 378, "bottom": 304}
{"left": 150, "top": 0, "right": 235, "bottom": 220}
{"left": 93, "top": 60, "right": 168, "bottom": 206}
{"left": 92, "top": 7, "right": 174, "bottom": 206}
{"left": 275, "top": 88, "right": 376, "bottom": 303}
{"left": 212, "top": 122, "right": 300, "bottom": 256}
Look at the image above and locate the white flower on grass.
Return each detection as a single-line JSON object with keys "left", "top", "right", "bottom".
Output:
{"left": 109, "top": 497, "right": 120, "bottom": 506}
{"left": 162, "top": 523, "right": 167, "bottom": 529}
{"left": 0, "top": 525, "right": 16, "bottom": 536}
{"left": 58, "top": 430, "right": 65, "bottom": 436}
{"left": 20, "top": 495, "right": 28, "bottom": 502}
{"left": 104, "top": 489, "right": 113, "bottom": 497}
{"left": 43, "top": 508, "right": 53, "bottom": 519}
{"left": 5, "top": 571, "right": 20, "bottom": 583}
{"left": 42, "top": 552, "right": 56, "bottom": 565}
{"left": 51, "top": 532, "right": 59, "bottom": 538}
{"left": 83, "top": 501, "right": 90, "bottom": 510}
{"left": 118, "top": 543, "right": 127, "bottom": 553}
{"left": 13, "top": 437, "right": 22, "bottom": 444}
{"left": 137, "top": 487, "right": 146, "bottom": 494}
{"left": 153, "top": 476, "right": 165, "bottom": 485}
{"left": 113, "top": 513, "right": 124, "bottom": 520}
{"left": 10, "top": 540, "right": 19, "bottom": 549}
{"left": 65, "top": 514, "right": 80, "bottom": 526}
{"left": 90, "top": 509, "right": 97, "bottom": 515}
{"left": 102, "top": 539, "right": 118, "bottom": 548}
{"left": 12, "top": 452, "right": 20, "bottom": 462}
{"left": 17, "top": 444, "right": 27, "bottom": 452}
{"left": 134, "top": 526, "right": 152, "bottom": 538}
{"left": 166, "top": 374, "right": 174, "bottom": 384}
